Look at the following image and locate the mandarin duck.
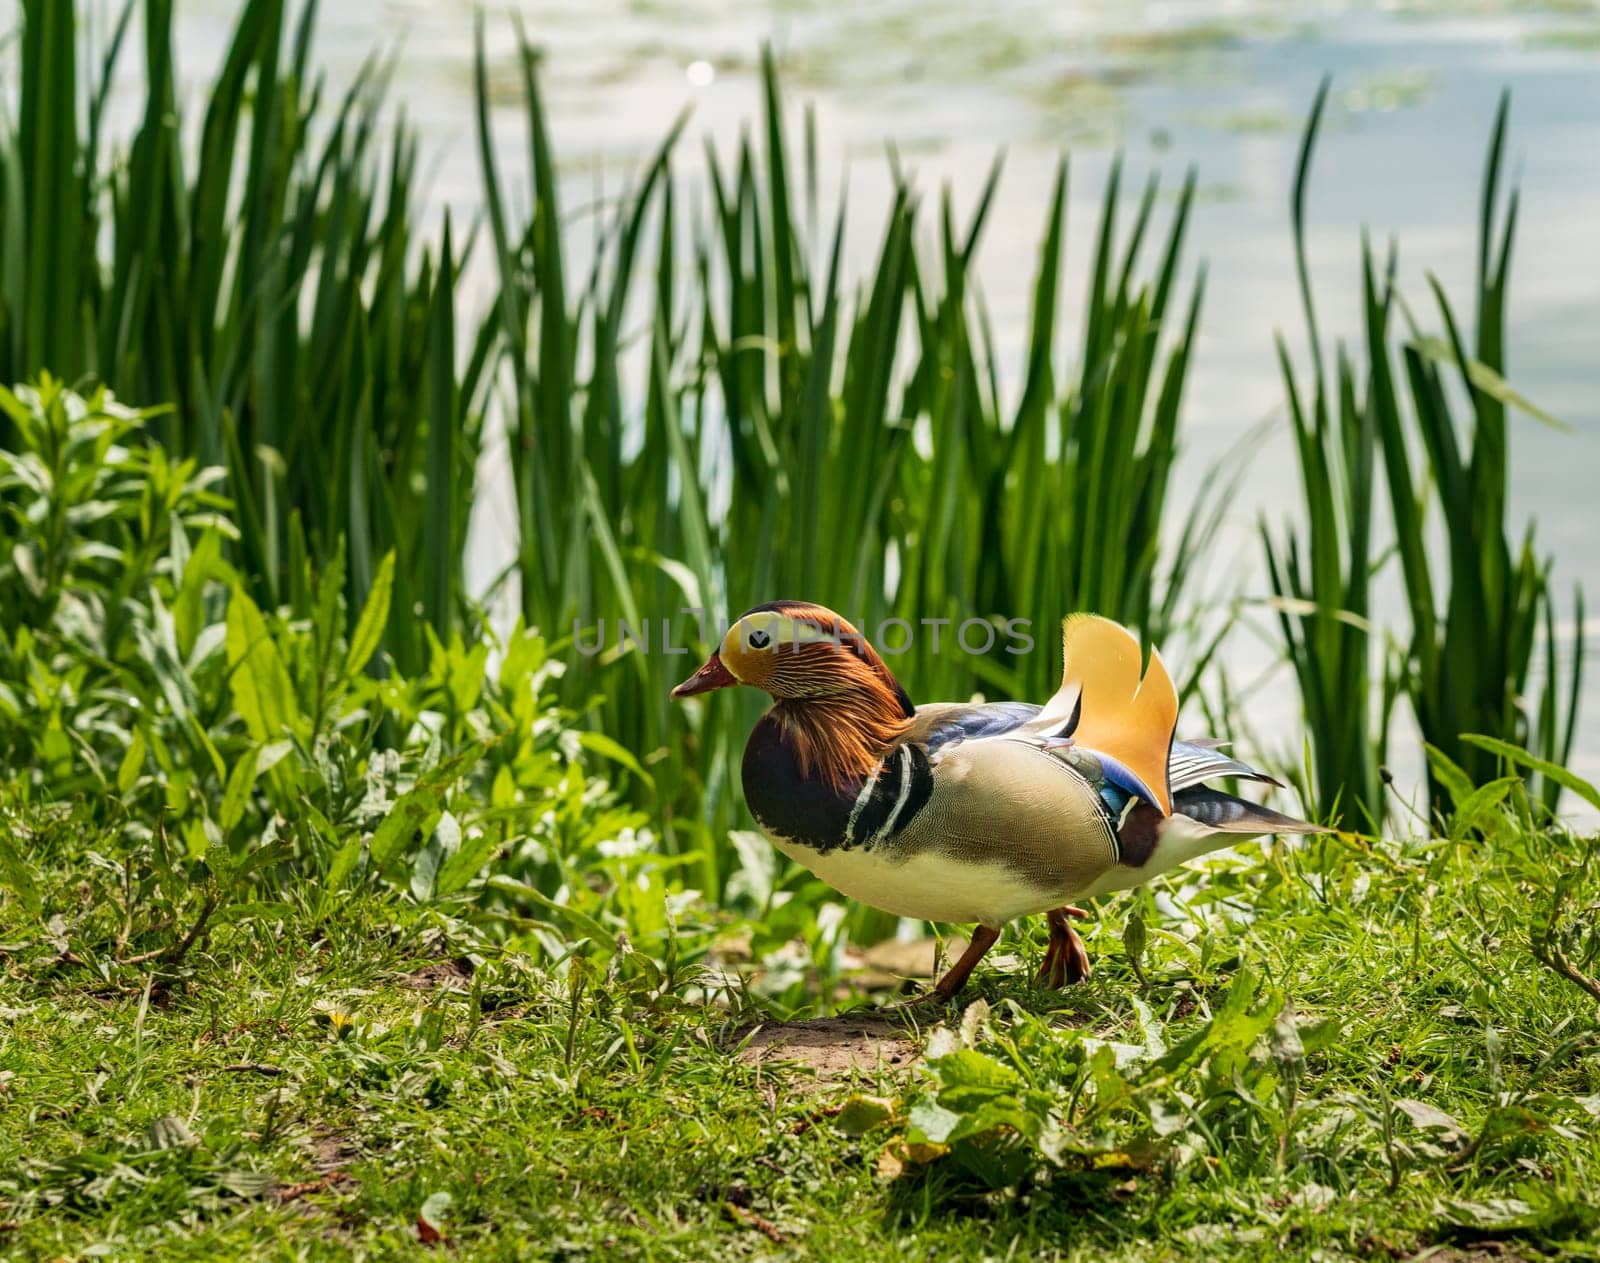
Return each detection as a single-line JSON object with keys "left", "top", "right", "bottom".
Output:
{"left": 672, "top": 601, "right": 1320, "bottom": 999}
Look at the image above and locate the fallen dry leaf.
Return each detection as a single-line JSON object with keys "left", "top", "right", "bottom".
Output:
{"left": 876, "top": 1136, "right": 949, "bottom": 1178}
{"left": 278, "top": 1172, "right": 351, "bottom": 1204}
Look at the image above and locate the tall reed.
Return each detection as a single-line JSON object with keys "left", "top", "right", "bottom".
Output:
{"left": 1268, "top": 84, "right": 1583, "bottom": 822}
{"left": 1375, "top": 96, "right": 1583, "bottom": 811}
{"left": 1263, "top": 81, "right": 1386, "bottom": 826}
{"left": 474, "top": 34, "right": 1227, "bottom": 892}
{"left": 1, "top": 0, "right": 485, "bottom": 674}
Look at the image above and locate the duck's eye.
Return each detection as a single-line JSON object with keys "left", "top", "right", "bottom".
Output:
{"left": 747, "top": 629, "right": 771, "bottom": 650}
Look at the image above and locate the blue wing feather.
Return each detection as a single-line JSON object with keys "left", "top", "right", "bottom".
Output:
{"left": 923, "top": 701, "right": 1039, "bottom": 754}
{"left": 1093, "top": 753, "right": 1161, "bottom": 814}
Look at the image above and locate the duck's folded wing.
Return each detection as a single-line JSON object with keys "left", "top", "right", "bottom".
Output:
{"left": 1168, "top": 740, "right": 1284, "bottom": 792}
{"left": 911, "top": 710, "right": 1277, "bottom": 797}
{"left": 907, "top": 701, "right": 1040, "bottom": 753}
{"left": 893, "top": 736, "right": 1120, "bottom": 904}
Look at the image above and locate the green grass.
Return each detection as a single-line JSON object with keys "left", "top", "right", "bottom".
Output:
{"left": 3, "top": 17, "right": 1598, "bottom": 1260}
{"left": 0, "top": 382, "right": 1596, "bottom": 1259}
{"left": 1263, "top": 79, "right": 1386, "bottom": 828}
{"left": 3, "top": 796, "right": 1598, "bottom": 1260}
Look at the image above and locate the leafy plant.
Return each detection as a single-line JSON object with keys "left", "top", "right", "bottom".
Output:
{"left": 0, "top": 380, "right": 667, "bottom": 968}
{"left": 888, "top": 976, "right": 1300, "bottom": 1188}
{"left": 0, "top": 377, "right": 230, "bottom": 798}
{"left": 1373, "top": 97, "right": 1584, "bottom": 813}
{"left": 0, "top": 0, "right": 487, "bottom": 673}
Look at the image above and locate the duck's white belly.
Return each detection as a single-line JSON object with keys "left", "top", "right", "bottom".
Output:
{"left": 769, "top": 834, "right": 1056, "bottom": 927}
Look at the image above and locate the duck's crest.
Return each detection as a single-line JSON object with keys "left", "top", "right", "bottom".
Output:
{"left": 1039, "top": 614, "right": 1178, "bottom": 815}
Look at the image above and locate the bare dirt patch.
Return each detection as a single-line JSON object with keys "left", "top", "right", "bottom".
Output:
{"left": 735, "top": 1015, "right": 920, "bottom": 1089}
{"left": 399, "top": 956, "right": 475, "bottom": 991}
{"left": 308, "top": 1129, "right": 362, "bottom": 1175}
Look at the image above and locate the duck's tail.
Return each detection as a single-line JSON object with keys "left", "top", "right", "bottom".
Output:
{"left": 1038, "top": 615, "right": 1178, "bottom": 815}
{"left": 1173, "top": 786, "right": 1326, "bottom": 836}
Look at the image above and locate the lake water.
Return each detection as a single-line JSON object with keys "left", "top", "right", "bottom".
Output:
{"left": 162, "top": 1, "right": 1600, "bottom": 810}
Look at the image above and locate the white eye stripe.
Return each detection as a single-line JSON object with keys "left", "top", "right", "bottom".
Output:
{"left": 726, "top": 612, "right": 847, "bottom": 654}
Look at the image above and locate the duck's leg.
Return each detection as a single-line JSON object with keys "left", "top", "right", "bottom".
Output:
{"left": 930, "top": 926, "right": 1001, "bottom": 1000}
{"left": 1036, "top": 906, "right": 1091, "bottom": 989}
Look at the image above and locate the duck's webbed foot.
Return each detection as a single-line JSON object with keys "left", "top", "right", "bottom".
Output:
{"left": 1035, "top": 905, "right": 1092, "bottom": 989}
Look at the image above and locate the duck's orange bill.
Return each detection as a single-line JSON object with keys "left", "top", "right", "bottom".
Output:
{"left": 671, "top": 653, "right": 736, "bottom": 698}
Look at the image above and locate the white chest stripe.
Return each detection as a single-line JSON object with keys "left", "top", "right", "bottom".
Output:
{"left": 842, "top": 745, "right": 917, "bottom": 851}
{"left": 842, "top": 760, "right": 881, "bottom": 849}
{"left": 867, "top": 746, "right": 916, "bottom": 848}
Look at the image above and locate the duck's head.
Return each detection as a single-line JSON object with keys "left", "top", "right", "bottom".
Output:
{"left": 671, "top": 601, "right": 914, "bottom": 717}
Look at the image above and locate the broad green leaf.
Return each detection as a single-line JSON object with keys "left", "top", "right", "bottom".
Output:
{"left": 835, "top": 1095, "right": 897, "bottom": 1137}
{"left": 368, "top": 787, "right": 442, "bottom": 876}
{"left": 0, "top": 830, "right": 42, "bottom": 918}
{"left": 218, "top": 750, "right": 259, "bottom": 834}
{"left": 225, "top": 586, "right": 301, "bottom": 743}
{"left": 1436, "top": 1198, "right": 1541, "bottom": 1231}
{"left": 577, "top": 731, "right": 654, "bottom": 790}
{"left": 410, "top": 811, "right": 460, "bottom": 902}
{"left": 344, "top": 549, "right": 395, "bottom": 680}
{"left": 117, "top": 728, "right": 147, "bottom": 795}
{"left": 1270, "top": 1001, "right": 1305, "bottom": 1069}
{"left": 1461, "top": 734, "right": 1600, "bottom": 812}
{"left": 325, "top": 833, "right": 365, "bottom": 893}
{"left": 1449, "top": 776, "right": 1522, "bottom": 842}
{"left": 1123, "top": 906, "right": 1148, "bottom": 971}
{"left": 181, "top": 816, "right": 212, "bottom": 860}
{"left": 256, "top": 740, "right": 294, "bottom": 777}
{"left": 726, "top": 829, "right": 778, "bottom": 908}
{"left": 1424, "top": 744, "right": 1478, "bottom": 812}
{"left": 1395, "top": 1098, "right": 1467, "bottom": 1141}
{"left": 907, "top": 1099, "right": 964, "bottom": 1145}
{"left": 173, "top": 530, "right": 224, "bottom": 660}
{"left": 419, "top": 1191, "right": 453, "bottom": 1235}
{"left": 435, "top": 828, "right": 501, "bottom": 898}
{"left": 931, "top": 1049, "right": 1019, "bottom": 1108}
{"left": 411, "top": 838, "right": 444, "bottom": 903}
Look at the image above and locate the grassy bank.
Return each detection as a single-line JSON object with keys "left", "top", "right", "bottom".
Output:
{"left": 4, "top": 785, "right": 1599, "bottom": 1260}
{"left": 3, "top": 5, "right": 1597, "bottom": 1258}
